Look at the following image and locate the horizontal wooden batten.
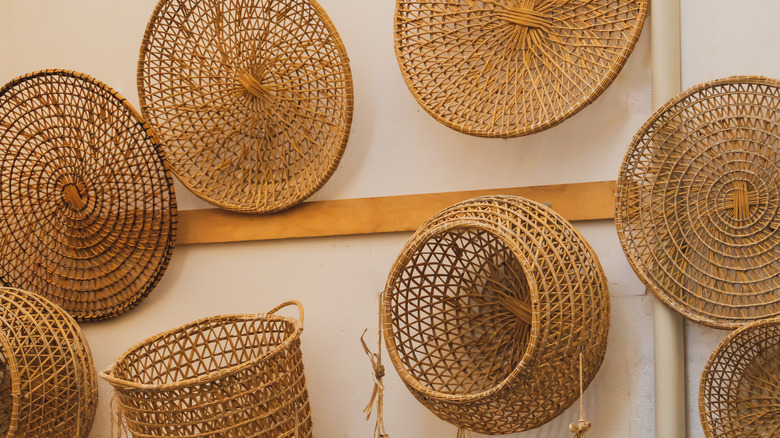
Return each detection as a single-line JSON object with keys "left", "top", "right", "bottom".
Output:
{"left": 177, "top": 180, "right": 617, "bottom": 245}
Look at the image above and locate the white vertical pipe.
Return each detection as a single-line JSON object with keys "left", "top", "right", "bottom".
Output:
{"left": 650, "top": 1, "right": 686, "bottom": 437}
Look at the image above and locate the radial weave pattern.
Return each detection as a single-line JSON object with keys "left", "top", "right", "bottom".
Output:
{"left": 139, "top": 0, "right": 353, "bottom": 212}
{"left": 616, "top": 76, "right": 780, "bottom": 328}
{"left": 383, "top": 195, "right": 609, "bottom": 434}
{"left": 0, "top": 287, "right": 98, "bottom": 437}
{"left": 101, "top": 301, "right": 312, "bottom": 437}
{"left": 699, "top": 318, "right": 780, "bottom": 437}
{"left": 394, "top": 0, "right": 647, "bottom": 138}
{"left": 0, "top": 70, "right": 177, "bottom": 321}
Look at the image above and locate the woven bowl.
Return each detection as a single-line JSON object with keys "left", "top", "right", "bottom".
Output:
{"left": 699, "top": 318, "right": 780, "bottom": 437}
{"left": 139, "top": 0, "right": 353, "bottom": 213}
{"left": 394, "top": 0, "right": 647, "bottom": 137}
{"left": 382, "top": 195, "right": 609, "bottom": 434}
{"left": 101, "top": 301, "right": 312, "bottom": 437}
{"left": 0, "top": 69, "right": 177, "bottom": 321}
{"left": 616, "top": 76, "right": 780, "bottom": 329}
{"left": 0, "top": 287, "right": 97, "bottom": 437}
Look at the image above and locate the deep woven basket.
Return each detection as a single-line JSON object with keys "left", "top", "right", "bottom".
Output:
{"left": 0, "top": 287, "right": 98, "bottom": 437}
{"left": 699, "top": 318, "right": 780, "bottom": 437}
{"left": 394, "top": 0, "right": 647, "bottom": 138}
{"left": 100, "top": 301, "right": 312, "bottom": 437}
{"left": 616, "top": 76, "right": 780, "bottom": 329}
{"left": 382, "top": 195, "right": 609, "bottom": 434}
{"left": 0, "top": 69, "right": 177, "bottom": 321}
{"left": 139, "top": 0, "right": 353, "bottom": 213}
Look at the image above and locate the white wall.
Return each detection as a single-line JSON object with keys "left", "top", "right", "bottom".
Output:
{"left": 0, "top": 1, "right": 778, "bottom": 437}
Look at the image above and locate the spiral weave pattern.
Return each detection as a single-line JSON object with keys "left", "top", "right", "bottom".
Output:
{"left": 0, "top": 70, "right": 177, "bottom": 321}
{"left": 616, "top": 76, "right": 780, "bottom": 328}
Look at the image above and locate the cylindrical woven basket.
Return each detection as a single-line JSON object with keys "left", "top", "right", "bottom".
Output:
{"left": 616, "top": 76, "right": 780, "bottom": 328}
{"left": 382, "top": 195, "right": 609, "bottom": 434}
{"left": 139, "top": 0, "right": 353, "bottom": 213}
{"left": 100, "top": 301, "right": 312, "bottom": 437}
{"left": 394, "top": 0, "right": 647, "bottom": 138}
{"left": 0, "top": 69, "right": 177, "bottom": 321}
{"left": 0, "top": 287, "right": 97, "bottom": 437}
{"left": 699, "top": 318, "right": 780, "bottom": 437}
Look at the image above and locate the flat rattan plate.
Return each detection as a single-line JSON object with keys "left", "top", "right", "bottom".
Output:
{"left": 139, "top": 0, "right": 353, "bottom": 213}
{"left": 616, "top": 76, "right": 780, "bottom": 329}
{"left": 0, "top": 70, "right": 177, "bottom": 321}
{"left": 394, "top": 0, "right": 647, "bottom": 138}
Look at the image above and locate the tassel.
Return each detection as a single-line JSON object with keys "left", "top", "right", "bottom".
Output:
{"left": 568, "top": 352, "right": 592, "bottom": 437}
{"left": 456, "top": 427, "right": 473, "bottom": 438}
{"left": 361, "top": 293, "right": 390, "bottom": 437}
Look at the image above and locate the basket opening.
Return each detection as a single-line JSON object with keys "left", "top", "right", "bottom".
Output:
{"left": 389, "top": 227, "right": 532, "bottom": 396}
{"left": 0, "top": 350, "right": 11, "bottom": 436}
{"left": 112, "top": 317, "right": 296, "bottom": 386}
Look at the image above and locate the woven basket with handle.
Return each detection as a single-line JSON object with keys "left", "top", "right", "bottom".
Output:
{"left": 382, "top": 195, "right": 609, "bottom": 434}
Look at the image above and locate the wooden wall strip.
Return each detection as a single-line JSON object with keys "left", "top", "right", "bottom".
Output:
{"left": 177, "top": 180, "right": 617, "bottom": 245}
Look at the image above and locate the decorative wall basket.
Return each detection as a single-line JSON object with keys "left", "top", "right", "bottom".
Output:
{"left": 616, "top": 76, "right": 780, "bottom": 329}
{"left": 0, "top": 287, "right": 97, "bottom": 437}
{"left": 394, "top": 0, "right": 647, "bottom": 138}
{"left": 382, "top": 195, "right": 609, "bottom": 434}
{"left": 699, "top": 318, "right": 780, "bottom": 437}
{"left": 101, "top": 301, "right": 312, "bottom": 437}
{"left": 139, "top": 0, "right": 353, "bottom": 213}
{"left": 0, "top": 69, "right": 177, "bottom": 321}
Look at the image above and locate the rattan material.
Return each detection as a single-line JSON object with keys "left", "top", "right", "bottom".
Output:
{"left": 382, "top": 195, "right": 609, "bottom": 434}
{"left": 616, "top": 76, "right": 780, "bottom": 329}
{"left": 394, "top": 0, "right": 647, "bottom": 138}
{"left": 100, "top": 301, "right": 312, "bottom": 437}
{"left": 0, "top": 287, "right": 98, "bottom": 437}
{"left": 139, "top": 0, "right": 353, "bottom": 213}
{"left": 0, "top": 69, "right": 177, "bottom": 321}
{"left": 699, "top": 318, "right": 780, "bottom": 437}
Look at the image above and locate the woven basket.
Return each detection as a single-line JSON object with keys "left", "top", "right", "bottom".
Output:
{"left": 139, "top": 0, "right": 353, "bottom": 213}
{"left": 382, "top": 195, "right": 609, "bottom": 434}
{"left": 699, "top": 318, "right": 780, "bottom": 437}
{"left": 100, "top": 301, "right": 312, "bottom": 437}
{"left": 0, "top": 287, "right": 97, "bottom": 437}
{"left": 616, "top": 76, "right": 780, "bottom": 329}
{"left": 0, "top": 69, "right": 177, "bottom": 321}
{"left": 394, "top": 0, "right": 648, "bottom": 138}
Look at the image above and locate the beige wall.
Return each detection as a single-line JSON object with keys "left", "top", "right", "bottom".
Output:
{"left": 1, "top": 1, "right": 779, "bottom": 436}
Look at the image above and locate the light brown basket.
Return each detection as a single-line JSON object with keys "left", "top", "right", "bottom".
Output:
{"left": 0, "top": 287, "right": 98, "bottom": 437}
{"left": 0, "top": 69, "right": 177, "bottom": 321}
{"left": 100, "top": 301, "right": 312, "bottom": 437}
{"left": 382, "top": 195, "right": 609, "bottom": 434}
{"left": 616, "top": 76, "right": 780, "bottom": 329}
{"left": 699, "top": 318, "right": 780, "bottom": 437}
{"left": 394, "top": 0, "right": 648, "bottom": 138}
{"left": 139, "top": 0, "right": 353, "bottom": 213}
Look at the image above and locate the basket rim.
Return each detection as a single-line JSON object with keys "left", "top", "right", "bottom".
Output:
{"left": 383, "top": 218, "right": 540, "bottom": 403}
{"left": 615, "top": 75, "right": 780, "bottom": 329}
{"left": 100, "top": 312, "right": 302, "bottom": 391}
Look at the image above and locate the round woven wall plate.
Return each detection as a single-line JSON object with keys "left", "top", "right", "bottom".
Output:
{"left": 394, "top": 0, "right": 647, "bottom": 138}
{"left": 699, "top": 318, "right": 780, "bottom": 437}
{"left": 0, "top": 69, "right": 177, "bottom": 321}
{"left": 383, "top": 195, "right": 608, "bottom": 434}
{"left": 616, "top": 76, "right": 780, "bottom": 329}
{"left": 139, "top": 0, "right": 353, "bottom": 213}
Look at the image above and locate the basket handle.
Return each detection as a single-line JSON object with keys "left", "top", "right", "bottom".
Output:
{"left": 267, "top": 300, "right": 304, "bottom": 325}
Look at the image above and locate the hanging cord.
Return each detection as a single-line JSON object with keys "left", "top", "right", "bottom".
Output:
{"left": 456, "top": 427, "right": 473, "bottom": 438}
{"left": 569, "top": 352, "right": 592, "bottom": 437}
{"left": 361, "top": 292, "right": 389, "bottom": 437}
{"left": 109, "top": 392, "right": 127, "bottom": 438}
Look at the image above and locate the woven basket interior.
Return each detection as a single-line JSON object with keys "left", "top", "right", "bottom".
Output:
{"left": 388, "top": 226, "right": 531, "bottom": 396}
{"left": 112, "top": 317, "right": 297, "bottom": 386}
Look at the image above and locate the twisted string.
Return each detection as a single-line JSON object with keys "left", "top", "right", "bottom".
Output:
{"left": 361, "top": 293, "right": 390, "bottom": 438}
{"left": 569, "top": 353, "right": 592, "bottom": 437}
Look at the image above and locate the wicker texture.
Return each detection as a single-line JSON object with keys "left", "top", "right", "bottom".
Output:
{"left": 394, "top": 0, "right": 647, "bottom": 138}
{"left": 139, "top": 0, "right": 353, "bottom": 213}
{"left": 699, "top": 318, "right": 780, "bottom": 437}
{"left": 0, "top": 287, "right": 97, "bottom": 437}
{"left": 383, "top": 195, "right": 609, "bottom": 434}
{"left": 101, "top": 301, "right": 312, "bottom": 437}
{"left": 616, "top": 76, "right": 780, "bottom": 329}
{"left": 0, "top": 69, "right": 177, "bottom": 321}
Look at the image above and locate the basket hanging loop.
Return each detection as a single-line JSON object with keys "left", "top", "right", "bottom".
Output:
{"left": 268, "top": 300, "right": 305, "bottom": 325}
